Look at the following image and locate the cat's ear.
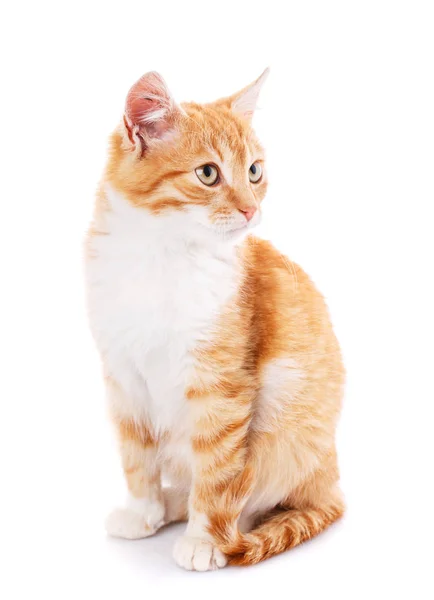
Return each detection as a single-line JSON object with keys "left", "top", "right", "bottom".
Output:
{"left": 223, "top": 68, "right": 270, "bottom": 121}
{"left": 123, "top": 71, "right": 180, "bottom": 151}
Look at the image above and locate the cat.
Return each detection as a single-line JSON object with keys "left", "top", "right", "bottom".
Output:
{"left": 84, "top": 69, "right": 345, "bottom": 571}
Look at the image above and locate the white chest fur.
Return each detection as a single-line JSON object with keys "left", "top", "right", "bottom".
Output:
{"left": 85, "top": 186, "right": 241, "bottom": 434}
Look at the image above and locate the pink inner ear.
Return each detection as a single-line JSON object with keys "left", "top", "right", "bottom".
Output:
{"left": 125, "top": 72, "right": 173, "bottom": 139}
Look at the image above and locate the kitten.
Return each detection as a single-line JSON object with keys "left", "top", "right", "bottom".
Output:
{"left": 85, "top": 69, "right": 345, "bottom": 571}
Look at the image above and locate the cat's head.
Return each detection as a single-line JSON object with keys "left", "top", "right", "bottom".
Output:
{"left": 107, "top": 70, "right": 269, "bottom": 240}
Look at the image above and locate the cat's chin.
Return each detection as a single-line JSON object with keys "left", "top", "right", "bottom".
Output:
{"left": 199, "top": 216, "right": 260, "bottom": 239}
{"left": 204, "top": 224, "right": 251, "bottom": 243}
{"left": 187, "top": 206, "right": 261, "bottom": 244}
{"left": 215, "top": 221, "right": 259, "bottom": 242}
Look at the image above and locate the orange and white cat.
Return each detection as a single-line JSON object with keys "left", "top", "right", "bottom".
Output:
{"left": 85, "top": 69, "right": 345, "bottom": 571}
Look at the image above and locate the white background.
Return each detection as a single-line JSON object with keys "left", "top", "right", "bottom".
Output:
{"left": 1, "top": 1, "right": 433, "bottom": 598}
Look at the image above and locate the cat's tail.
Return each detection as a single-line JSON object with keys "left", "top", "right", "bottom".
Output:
{"left": 210, "top": 488, "right": 344, "bottom": 565}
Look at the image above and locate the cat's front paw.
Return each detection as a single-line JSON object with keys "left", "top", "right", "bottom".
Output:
{"left": 173, "top": 535, "right": 227, "bottom": 571}
{"left": 105, "top": 499, "right": 165, "bottom": 540}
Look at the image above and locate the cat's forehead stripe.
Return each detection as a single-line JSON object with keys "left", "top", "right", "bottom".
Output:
{"left": 185, "top": 104, "right": 251, "bottom": 167}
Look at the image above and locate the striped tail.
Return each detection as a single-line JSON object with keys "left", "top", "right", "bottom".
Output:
{"left": 210, "top": 497, "right": 344, "bottom": 566}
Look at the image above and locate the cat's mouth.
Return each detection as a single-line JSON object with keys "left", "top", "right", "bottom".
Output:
{"left": 214, "top": 222, "right": 257, "bottom": 242}
{"left": 212, "top": 215, "right": 260, "bottom": 238}
{"left": 214, "top": 213, "right": 260, "bottom": 233}
{"left": 193, "top": 210, "right": 260, "bottom": 240}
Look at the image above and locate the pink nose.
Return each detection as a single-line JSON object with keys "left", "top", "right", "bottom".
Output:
{"left": 240, "top": 207, "right": 257, "bottom": 222}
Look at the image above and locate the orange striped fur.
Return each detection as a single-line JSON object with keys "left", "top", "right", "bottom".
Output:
{"left": 85, "top": 70, "right": 345, "bottom": 570}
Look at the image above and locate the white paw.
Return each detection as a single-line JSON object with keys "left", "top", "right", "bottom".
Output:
{"left": 105, "top": 499, "right": 165, "bottom": 540}
{"left": 173, "top": 536, "right": 227, "bottom": 571}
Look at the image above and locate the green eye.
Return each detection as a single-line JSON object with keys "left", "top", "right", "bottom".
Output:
{"left": 195, "top": 164, "right": 219, "bottom": 186}
{"left": 249, "top": 162, "right": 262, "bottom": 183}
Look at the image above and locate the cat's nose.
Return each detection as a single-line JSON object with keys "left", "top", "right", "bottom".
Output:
{"left": 240, "top": 207, "right": 257, "bottom": 222}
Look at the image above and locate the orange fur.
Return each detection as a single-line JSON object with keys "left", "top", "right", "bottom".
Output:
{"left": 86, "top": 70, "right": 345, "bottom": 568}
{"left": 186, "top": 238, "right": 345, "bottom": 563}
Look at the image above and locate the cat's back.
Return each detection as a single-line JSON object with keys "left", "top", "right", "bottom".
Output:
{"left": 241, "top": 235, "right": 340, "bottom": 365}
{"left": 242, "top": 235, "right": 326, "bottom": 315}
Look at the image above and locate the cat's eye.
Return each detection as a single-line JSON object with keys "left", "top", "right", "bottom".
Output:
{"left": 249, "top": 162, "right": 263, "bottom": 183}
{"left": 195, "top": 164, "right": 219, "bottom": 186}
